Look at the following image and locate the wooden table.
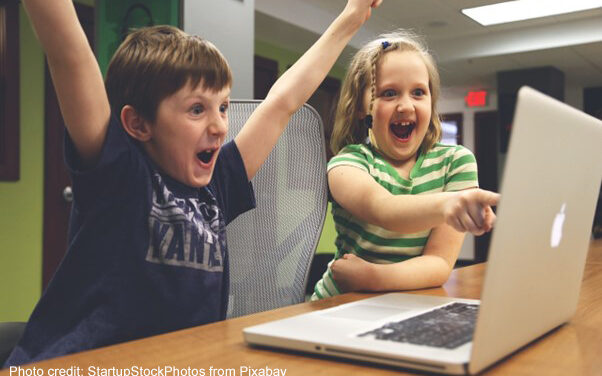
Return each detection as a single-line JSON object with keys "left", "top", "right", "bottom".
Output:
{"left": 3, "top": 240, "right": 601, "bottom": 376}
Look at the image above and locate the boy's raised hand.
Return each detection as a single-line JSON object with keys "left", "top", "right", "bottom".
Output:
{"left": 344, "top": 0, "right": 383, "bottom": 22}
{"left": 443, "top": 189, "right": 500, "bottom": 236}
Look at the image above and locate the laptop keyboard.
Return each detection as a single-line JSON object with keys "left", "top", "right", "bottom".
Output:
{"left": 358, "top": 302, "right": 479, "bottom": 349}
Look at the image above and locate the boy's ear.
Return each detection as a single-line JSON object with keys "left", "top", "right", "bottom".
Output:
{"left": 121, "top": 105, "right": 152, "bottom": 142}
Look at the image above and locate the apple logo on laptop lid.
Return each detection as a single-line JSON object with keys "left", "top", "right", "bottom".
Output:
{"left": 550, "top": 203, "right": 566, "bottom": 248}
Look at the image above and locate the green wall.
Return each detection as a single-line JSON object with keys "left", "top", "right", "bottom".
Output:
{"left": 0, "top": 5, "right": 45, "bottom": 322}
{"left": 255, "top": 39, "right": 343, "bottom": 255}
{"left": 315, "top": 203, "right": 337, "bottom": 255}
{"left": 96, "top": 0, "right": 180, "bottom": 75}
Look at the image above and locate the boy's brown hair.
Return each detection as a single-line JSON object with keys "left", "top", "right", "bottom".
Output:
{"left": 105, "top": 25, "right": 232, "bottom": 123}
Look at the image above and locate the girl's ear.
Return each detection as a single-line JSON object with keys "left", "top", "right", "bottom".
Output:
{"left": 357, "top": 105, "right": 369, "bottom": 121}
{"left": 121, "top": 105, "right": 152, "bottom": 142}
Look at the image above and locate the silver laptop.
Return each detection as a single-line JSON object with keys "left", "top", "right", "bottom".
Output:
{"left": 243, "top": 86, "right": 602, "bottom": 375}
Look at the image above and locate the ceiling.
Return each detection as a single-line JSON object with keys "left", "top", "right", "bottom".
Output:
{"left": 255, "top": 0, "right": 602, "bottom": 91}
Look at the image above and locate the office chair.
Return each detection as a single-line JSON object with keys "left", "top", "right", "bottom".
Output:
{"left": 0, "top": 322, "right": 26, "bottom": 365}
{"left": 225, "top": 100, "right": 328, "bottom": 318}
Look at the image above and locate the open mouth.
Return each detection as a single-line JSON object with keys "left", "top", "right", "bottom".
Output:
{"left": 390, "top": 122, "right": 416, "bottom": 141}
{"left": 196, "top": 148, "right": 217, "bottom": 165}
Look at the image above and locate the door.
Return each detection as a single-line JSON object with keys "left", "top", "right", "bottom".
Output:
{"left": 473, "top": 110, "right": 499, "bottom": 262}
{"left": 42, "top": 4, "right": 94, "bottom": 289}
{"left": 254, "top": 55, "right": 277, "bottom": 100}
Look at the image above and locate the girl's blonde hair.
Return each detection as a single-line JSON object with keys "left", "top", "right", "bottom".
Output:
{"left": 330, "top": 29, "right": 442, "bottom": 155}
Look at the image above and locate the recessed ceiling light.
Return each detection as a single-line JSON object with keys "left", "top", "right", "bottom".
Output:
{"left": 428, "top": 20, "right": 448, "bottom": 28}
{"left": 462, "top": 0, "right": 602, "bottom": 26}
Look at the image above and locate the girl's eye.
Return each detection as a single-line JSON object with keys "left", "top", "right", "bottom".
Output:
{"left": 412, "top": 88, "right": 427, "bottom": 97}
{"left": 220, "top": 103, "right": 229, "bottom": 113}
{"left": 191, "top": 104, "right": 204, "bottom": 115}
{"left": 381, "top": 89, "right": 397, "bottom": 98}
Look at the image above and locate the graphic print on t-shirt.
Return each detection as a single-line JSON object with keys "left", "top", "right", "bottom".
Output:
{"left": 145, "top": 173, "right": 225, "bottom": 272}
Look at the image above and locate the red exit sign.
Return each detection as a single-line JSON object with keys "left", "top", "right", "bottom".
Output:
{"left": 465, "top": 90, "right": 488, "bottom": 107}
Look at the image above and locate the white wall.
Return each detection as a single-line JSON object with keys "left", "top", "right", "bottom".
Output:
{"left": 184, "top": 0, "right": 254, "bottom": 99}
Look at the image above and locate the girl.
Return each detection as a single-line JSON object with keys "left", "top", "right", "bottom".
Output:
{"left": 312, "top": 30, "right": 499, "bottom": 300}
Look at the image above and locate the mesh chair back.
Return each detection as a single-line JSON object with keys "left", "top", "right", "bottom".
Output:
{"left": 225, "top": 100, "right": 328, "bottom": 318}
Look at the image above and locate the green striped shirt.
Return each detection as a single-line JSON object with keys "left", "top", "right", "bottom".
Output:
{"left": 312, "top": 143, "right": 479, "bottom": 300}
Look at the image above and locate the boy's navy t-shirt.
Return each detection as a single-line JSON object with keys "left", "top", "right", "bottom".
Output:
{"left": 5, "top": 114, "right": 255, "bottom": 366}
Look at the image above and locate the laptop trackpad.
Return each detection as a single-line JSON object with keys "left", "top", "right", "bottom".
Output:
{"left": 321, "top": 304, "right": 410, "bottom": 321}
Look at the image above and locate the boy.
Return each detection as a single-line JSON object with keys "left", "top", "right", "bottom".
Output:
{"left": 5, "top": 0, "right": 383, "bottom": 366}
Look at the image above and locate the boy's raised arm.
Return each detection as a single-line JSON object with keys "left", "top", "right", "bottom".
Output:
{"left": 235, "top": 0, "right": 382, "bottom": 180}
{"left": 23, "top": 0, "right": 110, "bottom": 166}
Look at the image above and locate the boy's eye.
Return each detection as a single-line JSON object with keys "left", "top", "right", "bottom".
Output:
{"left": 191, "top": 104, "right": 204, "bottom": 115}
{"left": 220, "top": 103, "right": 229, "bottom": 113}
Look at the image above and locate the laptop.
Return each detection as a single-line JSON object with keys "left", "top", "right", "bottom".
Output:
{"left": 242, "top": 86, "right": 602, "bottom": 375}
